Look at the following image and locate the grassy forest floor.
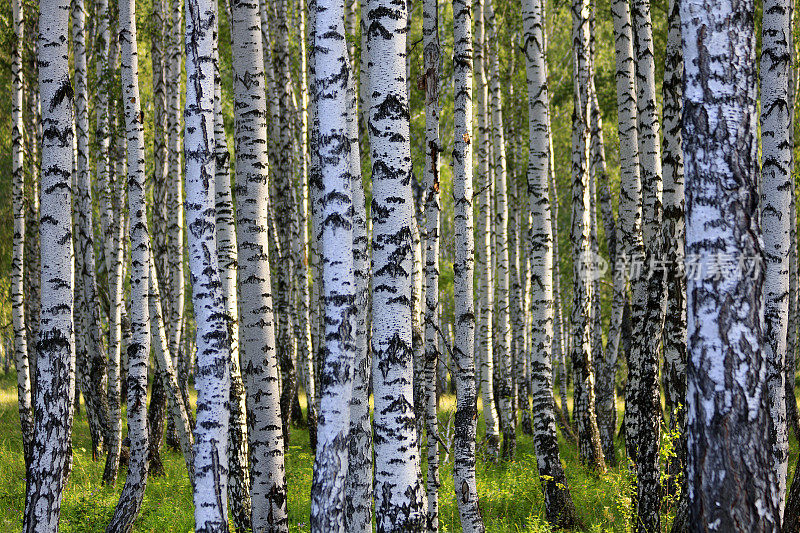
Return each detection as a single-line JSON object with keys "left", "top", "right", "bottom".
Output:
{"left": 0, "top": 370, "right": 797, "bottom": 532}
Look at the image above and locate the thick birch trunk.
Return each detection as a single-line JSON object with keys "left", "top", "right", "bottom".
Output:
{"left": 229, "top": 0, "right": 288, "bottom": 527}
{"left": 22, "top": 1, "right": 75, "bottom": 531}
{"left": 364, "top": 0, "right": 425, "bottom": 524}
{"left": 683, "top": 0, "right": 781, "bottom": 527}
{"left": 309, "top": 2, "right": 357, "bottom": 525}
{"left": 184, "top": 0, "right": 231, "bottom": 527}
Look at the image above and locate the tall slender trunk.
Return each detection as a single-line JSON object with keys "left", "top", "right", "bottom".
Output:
{"left": 274, "top": 0, "right": 299, "bottom": 446}
{"left": 309, "top": 1, "right": 357, "bottom": 524}
{"left": 168, "top": 0, "right": 189, "bottom": 427}
{"left": 609, "top": 0, "right": 641, "bottom": 463}
{"left": 102, "top": 37, "right": 126, "bottom": 483}
{"left": 364, "top": 0, "right": 425, "bottom": 524}
{"left": 422, "top": 0, "right": 441, "bottom": 522}
{"left": 683, "top": 0, "right": 780, "bottom": 527}
{"left": 473, "top": 0, "right": 499, "bottom": 458}
{"left": 11, "top": 0, "right": 33, "bottom": 469}
{"left": 522, "top": 0, "right": 578, "bottom": 524}
{"left": 485, "top": 0, "right": 514, "bottom": 460}
{"left": 345, "top": 53, "right": 373, "bottom": 532}
{"left": 106, "top": 0, "right": 151, "bottom": 527}
{"left": 73, "top": 0, "right": 109, "bottom": 461}
{"left": 453, "top": 0, "right": 485, "bottom": 527}
{"left": 184, "top": 0, "right": 232, "bottom": 527}
{"left": 229, "top": 0, "right": 288, "bottom": 527}
{"left": 570, "top": 0, "right": 605, "bottom": 473}
{"left": 661, "top": 0, "right": 686, "bottom": 503}
{"left": 147, "top": 248, "right": 195, "bottom": 478}
{"left": 214, "top": 46, "right": 252, "bottom": 533}
{"left": 762, "top": 0, "right": 793, "bottom": 515}
{"left": 295, "top": 0, "right": 318, "bottom": 446}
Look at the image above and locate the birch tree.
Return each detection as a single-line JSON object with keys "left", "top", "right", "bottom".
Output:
{"left": 106, "top": 0, "right": 151, "bottom": 527}
{"left": 345, "top": 29, "right": 373, "bottom": 533}
{"left": 309, "top": 0, "right": 357, "bottom": 524}
{"left": 761, "top": 0, "right": 793, "bottom": 512}
{"left": 570, "top": 0, "right": 605, "bottom": 473}
{"left": 22, "top": 0, "right": 76, "bottom": 529}
{"left": 522, "top": 0, "right": 578, "bottom": 524}
{"left": 485, "top": 0, "right": 515, "bottom": 460}
{"left": 229, "top": 0, "right": 288, "bottom": 527}
{"left": 661, "top": 0, "right": 686, "bottom": 498}
{"left": 452, "top": 0, "right": 486, "bottom": 527}
{"left": 474, "top": 0, "right": 500, "bottom": 458}
{"left": 11, "top": 0, "right": 33, "bottom": 469}
{"left": 682, "top": 0, "right": 781, "bottom": 527}
{"left": 364, "top": 0, "right": 425, "bottom": 523}
{"left": 422, "top": 0, "right": 442, "bottom": 521}
{"left": 184, "top": 0, "right": 231, "bottom": 526}
{"left": 73, "top": 0, "right": 109, "bottom": 461}
{"left": 606, "top": 0, "right": 641, "bottom": 465}
{"left": 214, "top": 46, "right": 252, "bottom": 533}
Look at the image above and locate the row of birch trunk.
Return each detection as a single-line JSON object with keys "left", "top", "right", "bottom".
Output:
{"left": 10, "top": 0, "right": 800, "bottom": 529}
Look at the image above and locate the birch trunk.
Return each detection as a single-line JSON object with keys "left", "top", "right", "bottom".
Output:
{"left": 682, "top": 0, "right": 781, "bottom": 526}
{"left": 364, "top": 0, "right": 425, "bottom": 523}
{"left": 345, "top": 61, "right": 373, "bottom": 533}
{"left": 485, "top": 0, "right": 515, "bottom": 460}
{"left": 453, "top": 0, "right": 486, "bottom": 526}
{"left": 661, "top": 0, "right": 686, "bottom": 501}
{"left": 106, "top": 0, "right": 151, "bottom": 527}
{"left": 11, "top": 0, "right": 33, "bottom": 469}
{"left": 762, "top": 0, "right": 793, "bottom": 513}
{"left": 423, "top": 0, "right": 442, "bottom": 521}
{"left": 309, "top": 1, "right": 357, "bottom": 524}
{"left": 214, "top": 51, "right": 252, "bottom": 533}
{"left": 229, "top": 0, "right": 288, "bottom": 527}
{"left": 571, "top": 0, "right": 605, "bottom": 472}
{"left": 74, "top": 0, "right": 110, "bottom": 461}
{"left": 184, "top": 0, "right": 231, "bottom": 527}
{"left": 23, "top": 0, "right": 76, "bottom": 529}
{"left": 522, "top": 0, "right": 578, "bottom": 523}
{"left": 474, "top": 0, "right": 500, "bottom": 458}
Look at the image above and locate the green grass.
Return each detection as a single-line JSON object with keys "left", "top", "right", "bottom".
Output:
{"left": 0, "top": 370, "right": 794, "bottom": 532}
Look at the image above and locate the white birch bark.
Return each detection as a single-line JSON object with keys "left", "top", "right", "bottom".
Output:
{"left": 522, "top": 0, "right": 578, "bottom": 523}
{"left": 364, "top": 0, "right": 425, "bottom": 523}
{"left": 229, "top": 0, "right": 288, "bottom": 527}
{"left": 11, "top": 0, "right": 33, "bottom": 469}
{"left": 571, "top": 0, "right": 605, "bottom": 472}
{"left": 106, "top": 0, "right": 151, "bottom": 527}
{"left": 214, "top": 51, "right": 252, "bottom": 533}
{"left": 309, "top": 2, "right": 357, "bottom": 524}
{"left": 184, "top": 0, "right": 231, "bottom": 528}
{"left": 422, "top": 0, "right": 442, "bottom": 522}
{"left": 73, "top": 0, "right": 109, "bottom": 461}
{"left": 474, "top": 0, "right": 499, "bottom": 458}
{"left": 683, "top": 0, "right": 780, "bottom": 526}
{"left": 168, "top": 0, "right": 188, "bottom": 418}
{"left": 761, "top": 0, "right": 792, "bottom": 513}
{"left": 485, "top": 0, "right": 515, "bottom": 460}
{"left": 345, "top": 63, "right": 373, "bottom": 533}
{"left": 22, "top": 0, "right": 75, "bottom": 533}
{"left": 452, "top": 0, "right": 485, "bottom": 527}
